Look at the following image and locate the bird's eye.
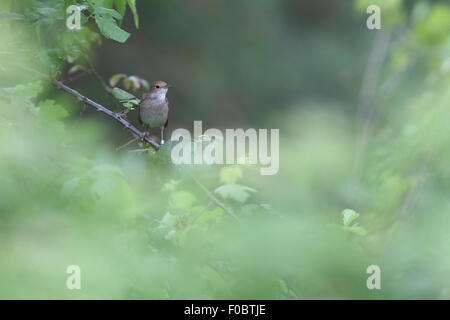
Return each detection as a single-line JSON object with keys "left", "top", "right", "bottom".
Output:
{"left": 156, "top": 85, "right": 160, "bottom": 89}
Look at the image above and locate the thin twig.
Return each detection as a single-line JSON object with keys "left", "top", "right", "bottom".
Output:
{"left": 88, "top": 60, "right": 111, "bottom": 93}
{"left": 116, "top": 137, "right": 139, "bottom": 150}
{"left": 188, "top": 172, "right": 242, "bottom": 224}
{"left": 87, "top": 60, "right": 123, "bottom": 111}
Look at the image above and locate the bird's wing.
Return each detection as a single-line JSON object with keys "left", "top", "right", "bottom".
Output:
{"left": 138, "top": 93, "right": 149, "bottom": 126}
{"left": 165, "top": 98, "right": 169, "bottom": 128}
{"left": 138, "top": 104, "right": 143, "bottom": 125}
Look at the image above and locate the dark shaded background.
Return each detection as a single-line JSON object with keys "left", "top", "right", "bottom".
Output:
{"left": 84, "top": 0, "right": 369, "bottom": 134}
{"left": 3, "top": 0, "right": 450, "bottom": 299}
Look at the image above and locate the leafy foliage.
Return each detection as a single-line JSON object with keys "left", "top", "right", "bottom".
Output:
{"left": 90, "top": 0, "right": 139, "bottom": 42}
{"left": 1, "top": 0, "right": 450, "bottom": 300}
{"left": 111, "top": 87, "right": 140, "bottom": 109}
{"left": 215, "top": 184, "right": 257, "bottom": 204}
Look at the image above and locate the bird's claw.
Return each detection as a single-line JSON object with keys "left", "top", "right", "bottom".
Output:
{"left": 140, "top": 131, "right": 150, "bottom": 141}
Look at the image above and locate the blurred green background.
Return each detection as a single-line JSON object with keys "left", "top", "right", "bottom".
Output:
{"left": 1, "top": 0, "right": 450, "bottom": 299}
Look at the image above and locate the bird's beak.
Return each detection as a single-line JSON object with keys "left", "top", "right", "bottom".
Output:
{"left": 166, "top": 84, "right": 172, "bottom": 88}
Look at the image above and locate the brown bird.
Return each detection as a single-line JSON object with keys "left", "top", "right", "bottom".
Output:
{"left": 139, "top": 81, "right": 170, "bottom": 145}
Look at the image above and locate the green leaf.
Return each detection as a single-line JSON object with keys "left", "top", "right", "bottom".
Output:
{"left": 220, "top": 166, "right": 243, "bottom": 185}
{"left": 61, "top": 177, "right": 81, "bottom": 197}
{"left": 159, "top": 212, "right": 177, "bottom": 228}
{"left": 93, "top": 5, "right": 123, "bottom": 20}
{"left": 341, "top": 209, "right": 359, "bottom": 226}
{"left": 122, "top": 77, "right": 132, "bottom": 90}
{"left": 68, "top": 64, "right": 85, "bottom": 75}
{"left": 140, "top": 79, "right": 149, "bottom": 90}
{"left": 345, "top": 224, "right": 368, "bottom": 236}
{"left": 94, "top": 11, "right": 130, "bottom": 43}
{"left": 121, "top": 99, "right": 139, "bottom": 109}
{"left": 88, "top": 173, "right": 135, "bottom": 217}
{"left": 214, "top": 184, "right": 256, "bottom": 204}
{"left": 414, "top": 5, "right": 450, "bottom": 45}
{"left": 196, "top": 207, "right": 224, "bottom": 224}
{"left": 103, "top": 0, "right": 114, "bottom": 9}
{"left": 126, "top": 0, "right": 139, "bottom": 28}
{"left": 111, "top": 87, "right": 136, "bottom": 100}
{"left": 114, "top": 0, "right": 127, "bottom": 18}
{"left": 38, "top": 100, "right": 69, "bottom": 120}
{"left": 0, "top": 82, "right": 42, "bottom": 101}
{"left": 128, "top": 75, "right": 141, "bottom": 90}
{"left": 170, "top": 191, "right": 197, "bottom": 210}
{"left": 38, "top": 49, "right": 64, "bottom": 74}
{"left": 162, "top": 180, "right": 179, "bottom": 192}
{"left": 109, "top": 73, "right": 127, "bottom": 87}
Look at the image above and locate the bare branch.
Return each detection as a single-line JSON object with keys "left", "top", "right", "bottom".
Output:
{"left": 54, "top": 80, "right": 160, "bottom": 149}
{"left": 16, "top": 64, "right": 160, "bottom": 149}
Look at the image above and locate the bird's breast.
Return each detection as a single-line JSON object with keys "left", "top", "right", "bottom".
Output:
{"left": 140, "top": 99, "right": 169, "bottom": 128}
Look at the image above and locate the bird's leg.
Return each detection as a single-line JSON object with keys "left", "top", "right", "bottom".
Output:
{"left": 160, "top": 126, "right": 165, "bottom": 145}
{"left": 141, "top": 124, "right": 150, "bottom": 141}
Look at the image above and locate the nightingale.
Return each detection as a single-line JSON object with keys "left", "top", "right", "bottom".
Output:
{"left": 139, "top": 81, "right": 170, "bottom": 145}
